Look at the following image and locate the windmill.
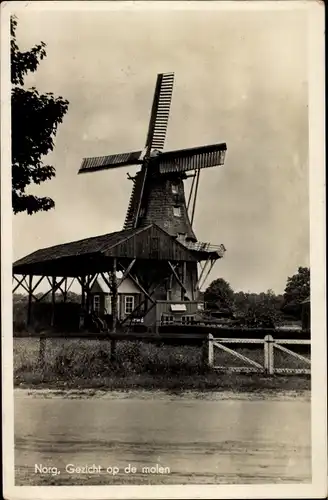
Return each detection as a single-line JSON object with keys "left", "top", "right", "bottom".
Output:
{"left": 78, "top": 73, "right": 227, "bottom": 304}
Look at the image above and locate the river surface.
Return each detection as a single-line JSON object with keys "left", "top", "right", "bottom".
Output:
{"left": 14, "top": 391, "right": 311, "bottom": 485}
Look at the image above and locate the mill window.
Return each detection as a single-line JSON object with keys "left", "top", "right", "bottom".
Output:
{"left": 124, "top": 295, "right": 134, "bottom": 315}
{"left": 173, "top": 206, "right": 181, "bottom": 217}
{"left": 150, "top": 237, "right": 159, "bottom": 258}
{"left": 181, "top": 315, "right": 195, "bottom": 325}
{"left": 161, "top": 314, "right": 174, "bottom": 325}
{"left": 93, "top": 295, "right": 100, "bottom": 314}
{"left": 171, "top": 183, "right": 179, "bottom": 194}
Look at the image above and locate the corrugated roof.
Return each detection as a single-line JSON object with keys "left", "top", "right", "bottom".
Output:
{"left": 13, "top": 226, "right": 147, "bottom": 268}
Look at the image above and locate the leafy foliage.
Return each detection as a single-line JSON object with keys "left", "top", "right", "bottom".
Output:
{"left": 204, "top": 278, "right": 234, "bottom": 311}
{"left": 205, "top": 277, "right": 285, "bottom": 328}
{"left": 283, "top": 267, "right": 310, "bottom": 306}
{"left": 238, "top": 290, "right": 283, "bottom": 328}
{"left": 11, "top": 16, "right": 69, "bottom": 215}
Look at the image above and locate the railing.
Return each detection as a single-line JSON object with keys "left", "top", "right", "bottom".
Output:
{"left": 203, "top": 334, "right": 311, "bottom": 375}
{"left": 177, "top": 238, "right": 226, "bottom": 257}
{"left": 15, "top": 330, "right": 311, "bottom": 375}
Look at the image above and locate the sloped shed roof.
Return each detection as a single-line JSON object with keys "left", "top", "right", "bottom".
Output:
{"left": 13, "top": 224, "right": 198, "bottom": 277}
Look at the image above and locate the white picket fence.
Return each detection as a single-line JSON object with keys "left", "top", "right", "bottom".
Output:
{"left": 204, "top": 334, "right": 311, "bottom": 375}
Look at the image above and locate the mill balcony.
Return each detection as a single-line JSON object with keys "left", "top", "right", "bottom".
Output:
{"left": 176, "top": 235, "right": 226, "bottom": 259}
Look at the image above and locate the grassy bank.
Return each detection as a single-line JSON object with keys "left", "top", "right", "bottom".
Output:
{"left": 14, "top": 337, "right": 311, "bottom": 392}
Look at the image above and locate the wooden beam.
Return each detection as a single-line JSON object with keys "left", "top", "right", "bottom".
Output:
{"left": 89, "top": 273, "right": 98, "bottom": 291}
{"left": 111, "top": 259, "right": 118, "bottom": 361}
{"left": 119, "top": 269, "right": 175, "bottom": 326}
{"left": 12, "top": 275, "right": 27, "bottom": 294}
{"left": 14, "top": 279, "right": 39, "bottom": 300}
{"left": 80, "top": 275, "right": 86, "bottom": 309}
{"left": 198, "top": 259, "right": 216, "bottom": 290}
{"left": 27, "top": 275, "right": 33, "bottom": 326}
{"left": 63, "top": 277, "right": 68, "bottom": 302}
{"left": 187, "top": 173, "right": 196, "bottom": 211}
{"left": 100, "top": 272, "right": 113, "bottom": 292}
{"left": 85, "top": 274, "right": 95, "bottom": 313}
{"left": 117, "top": 259, "right": 136, "bottom": 288}
{"left": 190, "top": 168, "right": 201, "bottom": 226}
{"left": 182, "top": 261, "right": 187, "bottom": 300}
{"left": 118, "top": 263, "right": 155, "bottom": 304}
{"left": 50, "top": 276, "right": 56, "bottom": 327}
{"left": 111, "top": 259, "right": 118, "bottom": 334}
{"left": 195, "top": 255, "right": 211, "bottom": 290}
{"left": 35, "top": 277, "right": 66, "bottom": 303}
{"left": 67, "top": 277, "right": 75, "bottom": 292}
{"left": 167, "top": 261, "right": 187, "bottom": 296}
{"left": 31, "top": 275, "right": 45, "bottom": 294}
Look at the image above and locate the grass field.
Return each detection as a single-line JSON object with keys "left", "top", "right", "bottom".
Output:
{"left": 13, "top": 337, "right": 311, "bottom": 392}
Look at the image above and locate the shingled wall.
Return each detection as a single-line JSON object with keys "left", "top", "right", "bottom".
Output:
{"left": 140, "top": 176, "right": 196, "bottom": 241}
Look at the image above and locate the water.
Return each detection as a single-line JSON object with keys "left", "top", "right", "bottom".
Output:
{"left": 15, "top": 392, "right": 311, "bottom": 485}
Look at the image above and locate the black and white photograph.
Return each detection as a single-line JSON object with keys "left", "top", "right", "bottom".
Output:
{"left": 1, "top": 1, "right": 326, "bottom": 498}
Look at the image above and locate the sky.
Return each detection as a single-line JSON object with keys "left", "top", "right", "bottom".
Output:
{"left": 10, "top": 3, "right": 309, "bottom": 294}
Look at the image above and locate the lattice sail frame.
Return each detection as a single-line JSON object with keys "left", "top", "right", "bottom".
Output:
{"left": 78, "top": 72, "right": 227, "bottom": 231}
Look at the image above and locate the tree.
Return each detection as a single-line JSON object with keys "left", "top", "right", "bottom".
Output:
{"left": 238, "top": 290, "right": 283, "bottom": 328}
{"left": 283, "top": 267, "right": 310, "bottom": 306}
{"left": 204, "top": 278, "right": 234, "bottom": 311}
{"left": 11, "top": 16, "right": 69, "bottom": 215}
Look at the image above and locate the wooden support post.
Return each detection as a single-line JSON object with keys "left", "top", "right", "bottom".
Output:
{"left": 50, "top": 276, "right": 56, "bottom": 327}
{"left": 202, "top": 333, "right": 214, "bottom": 369}
{"left": 81, "top": 276, "right": 85, "bottom": 309}
{"left": 79, "top": 276, "right": 86, "bottom": 330}
{"left": 111, "top": 258, "right": 118, "bottom": 362}
{"left": 63, "top": 278, "right": 67, "bottom": 303}
{"left": 86, "top": 275, "right": 91, "bottom": 313}
{"left": 181, "top": 262, "right": 187, "bottom": 300}
{"left": 264, "top": 335, "right": 274, "bottom": 375}
{"left": 27, "top": 275, "right": 33, "bottom": 326}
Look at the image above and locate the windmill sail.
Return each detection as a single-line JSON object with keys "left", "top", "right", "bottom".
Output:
{"left": 145, "top": 72, "right": 174, "bottom": 153}
{"left": 157, "top": 143, "right": 227, "bottom": 175}
{"left": 127, "top": 72, "right": 175, "bottom": 229}
{"left": 123, "top": 168, "right": 148, "bottom": 230}
{"left": 78, "top": 151, "right": 143, "bottom": 174}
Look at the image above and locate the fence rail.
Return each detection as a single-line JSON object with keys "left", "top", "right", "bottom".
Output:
{"left": 14, "top": 330, "right": 311, "bottom": 376}
{"left": 205, "top": 334, "right": 310, "bottom": 375}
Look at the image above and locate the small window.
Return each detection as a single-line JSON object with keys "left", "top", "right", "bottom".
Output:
{"left": 105, "top": 295, "right": 111, "bottom": 314}
{"left": 124, "top": 295, "right": 134, "bottom": 315}
{"left": 105, "top": 296, "right": 119, "bottom": 315}
{"left": 93, "top": 295, "right": 100, "bottom": 314}
{"left": 173, "top": 206, "right": 181, "bottom": 217}
{"left": 171, "top": 183, "right": 178, "bottom": 194}
{"left": 181, "top": 315, "right": 195, "bottom": 325}
{"left": 161, "top": 314, "right": 174, "bottom": 325}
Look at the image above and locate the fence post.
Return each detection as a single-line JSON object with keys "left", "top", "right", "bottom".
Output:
{"left": 202, "top": 333, "right": 214, "bottom": 369}
{"left": 264, "top": 335, "right": 274, "bottom": 375}
{"left": 38, "top": 333, "right": 46, "bottom": 369}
